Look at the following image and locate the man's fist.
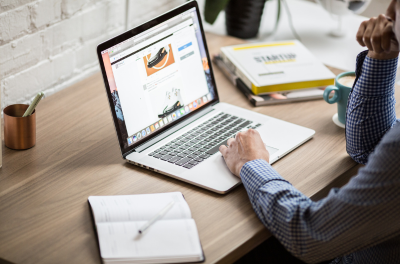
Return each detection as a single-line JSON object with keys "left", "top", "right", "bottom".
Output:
{"left": 356, "top": 11, "right": 399, "bottom": 60}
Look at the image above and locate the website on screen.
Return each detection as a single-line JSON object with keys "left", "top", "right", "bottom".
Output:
{"left": 101, "top": 9, "right": 215, "bottom": 149}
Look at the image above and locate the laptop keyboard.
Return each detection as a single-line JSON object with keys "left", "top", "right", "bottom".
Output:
{"left": 148, "top": 112, "right": 262, "bottom": 169}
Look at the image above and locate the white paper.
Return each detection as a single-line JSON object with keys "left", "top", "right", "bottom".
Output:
{"left": 97, "top": 219, "right": 203, "bottom": 262}
{"left": 88, "top": 192, "right": 191, "bottom": 223}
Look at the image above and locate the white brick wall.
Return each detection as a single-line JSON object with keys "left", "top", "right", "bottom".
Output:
{"left": 0, "top": 0, "right": 183, "bottom": 108}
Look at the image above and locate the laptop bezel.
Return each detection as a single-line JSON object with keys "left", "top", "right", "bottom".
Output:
{"left": 96, "top": 0, "right": 219, "bottom": 157}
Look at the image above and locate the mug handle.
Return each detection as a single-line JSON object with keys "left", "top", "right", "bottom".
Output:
{"left": 323, "top": 85, "right": 341, "bottom": 104}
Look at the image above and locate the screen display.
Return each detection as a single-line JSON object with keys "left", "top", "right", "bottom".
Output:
{"left": 100, "top": 7, "right": 216, "bottom": 150}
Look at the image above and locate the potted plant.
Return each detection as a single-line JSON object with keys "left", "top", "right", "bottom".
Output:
{"left": 204, "top": 0, "right": 281, "bottom": 39}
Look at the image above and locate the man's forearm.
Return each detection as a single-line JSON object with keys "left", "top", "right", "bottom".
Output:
{"left": 240, "top": 157, "right": 400, "bottom": 263}
{"left": 346, "top": 51, "right": 398, "bottom": 164}
{"left": 240, "top": 160, "right": 349, "bottom": 263}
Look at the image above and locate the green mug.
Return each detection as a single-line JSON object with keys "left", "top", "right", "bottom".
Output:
{"left": 323, "top": 71, "right": 355, "bottom": 126}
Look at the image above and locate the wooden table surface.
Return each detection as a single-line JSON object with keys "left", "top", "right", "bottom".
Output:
{"left": 1, "top": 33, "right": 398, "bottom": 264}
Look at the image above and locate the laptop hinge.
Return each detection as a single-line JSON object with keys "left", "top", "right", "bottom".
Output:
{"left": 123, "top": 105, "right": 216, "bottom": 158}
{"left": 123, "top": 149, "right": 135, "bottom": 159}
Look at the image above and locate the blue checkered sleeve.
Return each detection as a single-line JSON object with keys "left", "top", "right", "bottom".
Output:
{"left": 346, "top": 50, "right": 399, "bottom": 165}
{"left": 241, "top": 151, "right": 400, "bottom": 264}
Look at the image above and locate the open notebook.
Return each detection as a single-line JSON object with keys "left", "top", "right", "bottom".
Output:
{"left": 88, "top": 192, "right": 204, "bottom": 264}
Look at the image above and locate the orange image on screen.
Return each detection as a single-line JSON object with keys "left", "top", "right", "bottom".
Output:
{"left": 144, "top": 44, "right": 175, "bottom": 76}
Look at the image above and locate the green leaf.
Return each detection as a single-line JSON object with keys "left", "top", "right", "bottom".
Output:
{"left": 204, "top": 0, "right": 231, "bottom": 25}
{"left": 274, "top": 0, "right": 281, "bottom": 33}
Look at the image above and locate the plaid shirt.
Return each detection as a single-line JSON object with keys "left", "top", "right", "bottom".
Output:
{"left": 240, "top": 51, "right": 400, "bottom": 264}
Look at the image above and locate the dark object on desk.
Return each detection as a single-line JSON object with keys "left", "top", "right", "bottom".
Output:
{"left": 235, "top": 236, "right": 332, "bottom": 264}
{"left": 4, "top": 104, "right": 36, "bottom": 150}
{"left": 225, "top": 0, "right": 267, "bottom": 39}
{"left": 213, "top": 55, "right": 324, "bottom": 106}
{"left": 204, "top": 0, "right": 281, "bottom": 39}
{"left": 0, "top": 258, "right": 15, "bottom": 264}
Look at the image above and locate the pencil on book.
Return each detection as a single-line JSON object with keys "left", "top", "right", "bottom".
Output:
{"left": 138, "top": 201, "right": 175, "bottom": 234}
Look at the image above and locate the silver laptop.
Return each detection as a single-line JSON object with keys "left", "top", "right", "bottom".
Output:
{"left": 97, "top": 1, "right": 315, "bottom": 194}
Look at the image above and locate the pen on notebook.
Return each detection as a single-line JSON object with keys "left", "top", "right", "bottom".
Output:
{"left": 23, "top": 92, "right": 44, "bottom": 117}
{"left": 138, "top": 201, "right": 175, "bottom": 234}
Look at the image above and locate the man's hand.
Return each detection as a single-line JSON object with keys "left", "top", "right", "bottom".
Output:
{"left": 356, "top": 13, "right": 399, "bottom": 60}
{"left": 219, "top": 129, "right": 270, "bottom": 177}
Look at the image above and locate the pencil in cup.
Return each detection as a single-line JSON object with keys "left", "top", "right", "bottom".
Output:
{"left": 23, "top": 92, "right": 44, "bottom": 117}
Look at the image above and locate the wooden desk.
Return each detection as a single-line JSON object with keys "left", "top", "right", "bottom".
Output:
{"left": 1, "top": 33, "right": 396, "bottom": 264}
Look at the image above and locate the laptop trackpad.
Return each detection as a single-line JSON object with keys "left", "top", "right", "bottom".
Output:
{"left": 265, "top": 145, "right": 279, "bottom": 156}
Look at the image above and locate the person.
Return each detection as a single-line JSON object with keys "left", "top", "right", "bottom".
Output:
{"left": 219, "top": 1, "right": 400, "bottom": 263}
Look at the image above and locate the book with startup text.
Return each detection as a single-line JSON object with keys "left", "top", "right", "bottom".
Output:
{"left": 213, "top": 55, "right": 325, "bottom": 106}
{"left": 220, "top": 40, "right": 335, "bottom": 95}
{"left": 88, "top": 192, "right": 204, "bottom": 264}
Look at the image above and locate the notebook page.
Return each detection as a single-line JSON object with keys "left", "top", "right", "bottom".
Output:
{"left": 97, "top": 219, "right": 203, "bottom": 262}
{"left": 88, "top": 192, "right": 191, "bottom": 224}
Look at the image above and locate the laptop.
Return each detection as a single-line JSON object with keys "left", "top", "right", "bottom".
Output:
{"left": 97, "top": 0, "right": 315, "bottom": 194}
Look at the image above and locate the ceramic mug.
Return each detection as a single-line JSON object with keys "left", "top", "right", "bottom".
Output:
{"left": 323, "top": 71, "right": 356, "bottom": 126}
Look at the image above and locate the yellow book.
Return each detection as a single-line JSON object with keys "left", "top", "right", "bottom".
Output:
{"left": 220, "top": 40, "right": 335, "bottom": 95}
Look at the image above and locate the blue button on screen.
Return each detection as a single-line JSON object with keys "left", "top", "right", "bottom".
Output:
{"left": 178, "top": 42, "right": 192, "bottom": 51}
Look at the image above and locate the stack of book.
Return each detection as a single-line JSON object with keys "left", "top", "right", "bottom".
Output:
{"left": 215, "top": 40, "right": 336, "bottom": 106}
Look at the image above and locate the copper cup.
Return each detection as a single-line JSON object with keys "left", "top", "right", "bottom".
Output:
{"left": 4, "top": 104, "right": 36, "bottom": 150}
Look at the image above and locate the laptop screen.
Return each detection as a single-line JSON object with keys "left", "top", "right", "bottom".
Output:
{"left": 99, "top": 5, "right": 217, "bottom": 153}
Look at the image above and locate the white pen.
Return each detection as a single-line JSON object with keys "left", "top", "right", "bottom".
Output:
{"left": 138, "top": 201, "right": 175, "bottom": 234}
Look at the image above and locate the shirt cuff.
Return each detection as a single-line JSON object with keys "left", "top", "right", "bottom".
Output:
{"left": 240, "top": 159, "right": 289, "bottom": 203}
{"left": 353, "top": 52, "right": 398, "bottom": 97}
